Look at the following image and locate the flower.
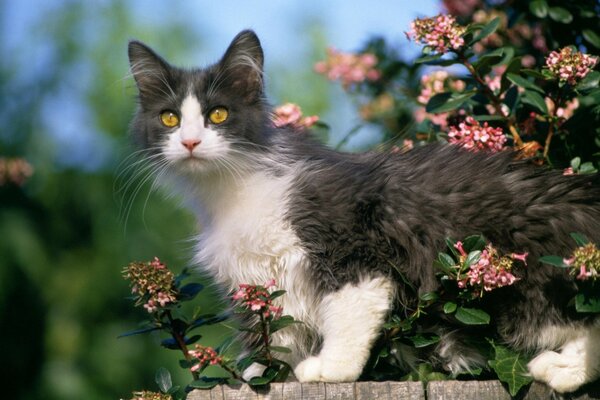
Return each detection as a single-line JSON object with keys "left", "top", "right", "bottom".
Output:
{"left": 122, "top": 257, "right": 178, "bottom": 313}
{"left": 0, "top": 157, "right": 34, "bottom": 186}
{"left": 455, "top": 243, "right": 522, "bottom": 297}
{"left": 563, "top": 243, "right": 600, "bottom": 281}
{"left": 545, "top": 47, "right": 598, "bottom": 85}
{"left": 189, "top": 345, "right": 223, "bottom": 372}
{"left": 406, "top": 14, "right": 466, "bottom": 54}
{"left": 232, "top": 279, "right": 283, "bottom": 320}
{"left": 314, "top": 48, "right": 381, "bottom": 88}
{"left": 272, "top": 103, "right": 319, "bottom": 129}
{"left": 447, "top": 116, "right": 507, "bottom": 152}
{"left": 129, "top": 391, "right": 172, "bottom": 400}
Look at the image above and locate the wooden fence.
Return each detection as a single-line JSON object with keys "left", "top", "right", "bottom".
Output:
{"left": 187, "top": 380, "right": 600, "bottom": 399}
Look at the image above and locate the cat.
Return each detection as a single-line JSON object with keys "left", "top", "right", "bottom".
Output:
{"left": 127, "top": 30, "right": 600, "bottom": 393}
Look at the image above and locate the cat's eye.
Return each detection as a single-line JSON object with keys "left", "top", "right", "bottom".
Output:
{"left": 160, "top": 111, "right": 180, "bottom": 127}
{"left": 208, "top": 107, "right": 229, "bottom": 124}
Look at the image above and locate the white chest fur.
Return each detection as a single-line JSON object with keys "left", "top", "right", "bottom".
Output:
{"left": 194, "top": 171, "right": 305, "bottom": 290}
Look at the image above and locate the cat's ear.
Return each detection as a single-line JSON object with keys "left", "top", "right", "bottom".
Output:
{"left": 218, "top": 30, "right": 264, "bottom": 101}
{"left": 128, "top": 40, "right": 174, "bottom": 100}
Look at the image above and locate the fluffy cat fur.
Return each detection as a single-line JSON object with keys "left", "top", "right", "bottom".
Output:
{"left": 127, "top": 30, "right": 600, "bottom": 393}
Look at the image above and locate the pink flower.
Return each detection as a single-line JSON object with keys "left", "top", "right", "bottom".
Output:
{"left": 454, "top": 241, "right": 467, "bottom": 256}
{"left": 314, "top": 48, "right": 381, "bottom": 88}
{"left": 231, "top": 279, "right": 284, "bottom": 320}
{"left": 545, "top": 47, "right": 598, "bottom": 85}
{"left": 563, "top": 167, "right": 575, "bottom": 176}
{"left": 189, "top": 345, "right": 222, "bottom": 372}
{"left": 510, "top": 252, "right": 528, "bottom": 265}
{"left": 272, "top": 103, "right": 319, "bottom": 129}
{"left": 0, "top": 157, "right": 34, "bottom": 186}
{"left": 577, "top": 265, "right": 592, "bottom": 281}
{"left": 406, "top": 14, "right": 466, "bottom": 54}
{"left": 447, "top": 117, "right": 507, "bottom": 152}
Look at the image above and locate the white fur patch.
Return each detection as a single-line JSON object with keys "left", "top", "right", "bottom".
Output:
{"left": 294, "top": 277, "right": 393, "bottom": 382}
{"left": 528, "top": 326, "right": 600, "bottom": 393}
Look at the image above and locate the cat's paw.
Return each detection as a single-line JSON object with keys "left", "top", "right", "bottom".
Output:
{"left": 242, "top": 362, "right": 267, "bottom": 381}
{"left": 294, "top": 356, "right": 362, "bottom": 382}
{"left": 528, "top": 351, "right": 587, "bottom": 393}
{"left": 294, "top": 356, "right": 323, "bottom": 382}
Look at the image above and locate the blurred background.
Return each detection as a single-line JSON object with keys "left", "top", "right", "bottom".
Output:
{"left": 0, "top": 1, "right": 439, "bottom": 399}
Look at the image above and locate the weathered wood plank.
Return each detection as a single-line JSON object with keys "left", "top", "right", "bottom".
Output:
{"left": 389, "top": 381, "right": 425, "bottom": 400}
{"left": 188, "top": 380, "right": 600, "bottom": 399}
{"left": 324, "top": 382, "right": 355, "bottom": 399}
{"left": 427, "top": 380, "right": 512, "bottom": 400}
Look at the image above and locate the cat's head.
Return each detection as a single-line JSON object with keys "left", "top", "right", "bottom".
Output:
{"left": 128, "top": 30, "right": 271, "bottom": 175}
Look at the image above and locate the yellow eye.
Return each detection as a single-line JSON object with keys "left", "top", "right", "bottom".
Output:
{"left": 209, "top": 107, "right": 229, "bottom": 124}
{"left": 160, "top": 111, "right": 179, "bottom": 127}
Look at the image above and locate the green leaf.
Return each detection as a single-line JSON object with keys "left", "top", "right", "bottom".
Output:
{"left": 269, "top": 289, "right": 286, "bottom": 300}
{"left": 548, "top": 6, "right": 573, "bottom": 23}
{"left": 118, "top": 325, "right": 161, "bottom": 338}
{"left": 269, "top": 315, "right": 299, "bottom": 333}
{"left": 521, "top": 90, "right": 548, "bottom": 114}
{"left": 570, "top": 157, "right": 581, "bottom": 170}
{"left": 438, "top": 253, "right": 456, "bottom": 268}
{"left": 155, "top": 367, "right": 172, "bottom": 393}
{"left": 521, "top": 69, "right": 547, "bottom": 80}
{"left": 426, "top": 91, "right": 477, "bottom": 114}
{"left": 470, "top": 17, "right": 501, "bottom": 45}
{"left": 445, "top": 238, "right": 460, "bottom": 258}
{"left": 407, "top": 333, "right": 440, "bottom": 348}
{"left": 247, "top": 376, "right": 272, "bottom": 386}
{"left": 443, "top": 301, "right": 457, "bottom": 314}
{"left": 583, "top": 29, "right": 600, "bottom": 49}
{"left": 419, "top": 291, "right": 439, "bottom": 302}
{"left": 570, "top": 232, "right": 590, "bottom": 246}
{"left": 462, "top": 235, "right": 487, "bottom": 251}
{"left": 488, "top": 342, "right": 532, "bottom": 396}
{"left": 178, "top": 282, "right": 204, "bottom": 301}
{"left": 269, "top": 345, "right": 292, "bottom": 354}
{"left": 455, "top": 307, "right": 490, "bottom": 325}
{"left": 579, "top": 162, "right": 598, "bottom": 174}
{"left": 464, "top": 250, "right": 482, "bottom": 267}
{"left": 576, "top": 71, "right": 600, "bottom": 92}
{"left": 575, "top": 293, "right": 600, "bottom": 313}
{"left": 539, "top": 255, "right": 568, "bottom": 268}
{"left": 188, "top": 377, "right": 223, "bottom": 390}
{"left": 529, "top": 0, "right": 548, "bottom": 18}
{"left": 506, "top": 73, "right": 544, "bottom": 93}
{"left": 414, "top": 53, "right": 443, "bottom": 64}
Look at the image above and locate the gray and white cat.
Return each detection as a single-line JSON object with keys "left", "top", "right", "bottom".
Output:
{"left": 128, "top": 30, "right": 600, "bottom": 393}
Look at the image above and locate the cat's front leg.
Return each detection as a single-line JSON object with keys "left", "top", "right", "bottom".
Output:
{"left": 294, "top": 276, "right": 393, "bottom": 382}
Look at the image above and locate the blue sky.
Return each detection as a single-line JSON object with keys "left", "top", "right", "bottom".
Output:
{"left": 3, "top": 0, "right": 440, "bottom": 169}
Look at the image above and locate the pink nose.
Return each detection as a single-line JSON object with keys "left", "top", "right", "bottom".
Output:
{"left": 181, "top": 139, "right": 201, "bottom": 152}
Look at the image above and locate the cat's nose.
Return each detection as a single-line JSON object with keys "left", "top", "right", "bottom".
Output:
{"left": 181, "top": 139, "right": 201, "bottom": 152}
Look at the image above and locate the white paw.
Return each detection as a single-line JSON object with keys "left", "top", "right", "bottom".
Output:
{"left": 242, "top": 362, "right": 266, "bottom": 381}
{"left": 528, "top": 351, "right": 586, "bottom": 393}
{"left": 294, "top": 356, "right": 362, "bottom": 382}
{"left": 294, "top": 356, "right": 323, "bottom": 382}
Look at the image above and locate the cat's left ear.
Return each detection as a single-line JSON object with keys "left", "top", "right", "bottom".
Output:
{"left": 218, "top": 30, "right": 264, "bottom": 101}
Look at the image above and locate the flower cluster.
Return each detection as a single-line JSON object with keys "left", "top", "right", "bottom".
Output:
{"left": 122, "top": 258, "right": 177, "bottom": 313}
{"left": 406, "top": 14, "right": 466, "bottom": 54}
{"left": 414, "top": 70, "right": 466, "bottom": 129}
{"left": 129, "top": 391, "right": 172, "bottom": 400}
{"left": 188, "top": 344, "right": 223, "bottom": 372}
{"left": 314, "top": 48, "right": 381, "bottom": 88}
{"left": 447, "top": 116, "right": 507, "bottom": 152}
{"left": 454, "top": 241, "right": 524, "bottom": 296}
{"left": 272, "top": 103, "right": 319, "bottom": 129}
{"left": 564, "top": 243, "right": 600, "bottom": 281}
{"left": 0, "top": 157, "right": 34, "bottom": 186}
{"left": 545, "top": 47, "right": 598, "bottom": 85}
{"left": 232, "top": 279, "right": 283, "bottom": 319}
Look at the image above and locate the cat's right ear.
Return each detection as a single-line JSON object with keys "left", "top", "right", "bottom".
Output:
{"left": 128, "top": 40, "right": 173, "bottom": 100}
